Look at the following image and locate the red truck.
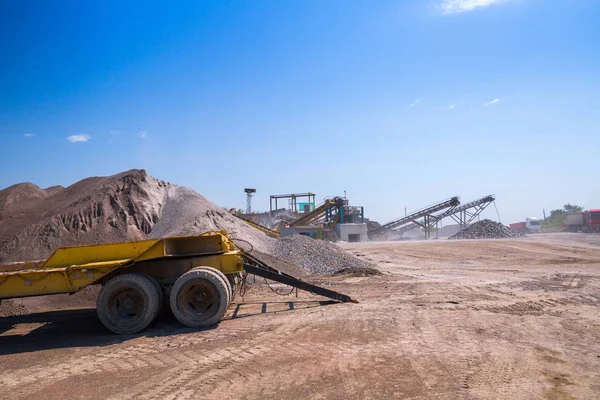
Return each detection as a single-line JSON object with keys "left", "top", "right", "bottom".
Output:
{"left": 565, "top": 209, "right": 600, "bottom": 233}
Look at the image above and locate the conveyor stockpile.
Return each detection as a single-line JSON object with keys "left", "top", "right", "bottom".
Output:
{"left": 393, "top": 195, "right": 496, "bottom": 237}
{"left": 368, "top": 196, "right": 460, "bottom": 239}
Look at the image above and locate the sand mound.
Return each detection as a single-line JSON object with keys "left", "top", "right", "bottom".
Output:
{"left": 0, "top": 170, "right": 274, "bottom": 262}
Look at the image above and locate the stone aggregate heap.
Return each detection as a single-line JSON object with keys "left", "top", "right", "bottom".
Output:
{"left": 449, "top": 219, "right": 524, "bottom": 240}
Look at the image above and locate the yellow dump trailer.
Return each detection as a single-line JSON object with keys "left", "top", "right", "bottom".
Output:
{"left": 0, "top": 231, "right": 355, "bottom": 334}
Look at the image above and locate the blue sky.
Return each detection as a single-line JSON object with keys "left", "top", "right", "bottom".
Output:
{"left": 1, "top": 0, "right": 599, "bottom": 224}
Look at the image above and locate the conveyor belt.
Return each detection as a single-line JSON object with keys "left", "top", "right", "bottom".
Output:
{"left": 369, "top": 196, "right": 460, "bottom": 238}
{"left": 233, "top": 214, "right": 280, "bottom": 238}
{"left": 289, "top": 198, "right": 341, "bottom": 227}
{"left": 393, "top": 195, "right": 495, "bottom": 236}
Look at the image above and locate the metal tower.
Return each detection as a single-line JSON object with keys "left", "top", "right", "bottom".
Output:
{"left": 244, "top": 188, "right": 256, "bottom": 214}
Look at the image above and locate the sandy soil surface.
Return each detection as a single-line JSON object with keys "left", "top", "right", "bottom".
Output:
{"left": 1, "top": 233, "right": 599, "bottom": 399}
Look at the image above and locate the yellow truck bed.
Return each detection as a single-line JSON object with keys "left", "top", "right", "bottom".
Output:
{"left": 0, "top": 231, "right": 242, "bottom": 300}
{"left": 0, "top": 230, "right": 355, "bottom": 335}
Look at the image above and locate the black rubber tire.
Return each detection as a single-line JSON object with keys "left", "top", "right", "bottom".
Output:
{"left": 96, "top": 273, "right": 160, "bottom": 334}
{"left": 139, "top": 273, "right": 164, "bottom": 312}
{"left": 191, "top": 267, "right": 232, "bottom": 306}
{"left": 170, "top": 268, "right": 229, "bottom": 328}
{"left": 227, "top": 273, "right": 240, "bottom": 302}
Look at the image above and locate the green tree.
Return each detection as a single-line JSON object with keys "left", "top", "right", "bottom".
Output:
{"left": 564, "top": 204, "right": 584, "bottom": 213}
{"left": 549, "top": 208, "right": 566, "bottom": 218}
{"left": 542, "top": 204, "right": 584, "bottom": 232}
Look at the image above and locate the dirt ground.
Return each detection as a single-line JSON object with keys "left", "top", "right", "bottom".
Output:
{"left": 1, "top": 233, "right": 599, "bottom": 399}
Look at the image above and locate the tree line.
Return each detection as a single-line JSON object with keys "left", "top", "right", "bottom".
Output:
{"left": 543, "top": 204, "right": 584, "bottom": 231}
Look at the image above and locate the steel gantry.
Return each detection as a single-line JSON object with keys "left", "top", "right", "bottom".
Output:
{"left": 269, "top": 192, "right": 316, "bottom": 214}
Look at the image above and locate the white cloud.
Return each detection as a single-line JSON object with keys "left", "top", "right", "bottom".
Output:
{"left": 138, "top": 130, "right": 147, "bottom": 138}
{"left": 67, "top": 134, "right": 91, "bottom": 143}
{"left": 484, "top": 98, "right": 501, "bottom": 106}
{"left": 408, "top": 100, "right": 420, "bottom": 108}
{"left": 449, "top": 105, "right": 455, "bottom": 109}
{"left": 439, "top": 0, "right": 511, "bottom": 14}
{"left": 24, "top": 133, "right": 35, "bottom": 137}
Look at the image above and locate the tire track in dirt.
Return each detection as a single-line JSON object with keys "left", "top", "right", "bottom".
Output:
{"left": 108, "top": 320, "right": 312, "bottom": 400}
{"left": 405, "top": 304, "right": 548, "bottom": 400}
{"left": 196, "top": 312, "right": 440, "bottom": 399}
{"left": 111, "top": 307, "right": 365, "bottom": 400}
{"left": 479, "top": 294, "right": 600, "bottom": 316}
{"left": 172, "top": 305, "right": 555, "bottom": 400}
{"left": 148, "top": 309, "right": 432, "bottom": 399}
{"left": 0, "top": 325, "right": 256, "bottom": 399}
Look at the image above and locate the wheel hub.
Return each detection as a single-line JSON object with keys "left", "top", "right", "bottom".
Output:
{"left": 123, "top": 298, "right": 134, "bottom": 309}
{"left": 111, "top": 289, "right": 144, "bottom": 319}
{"left": 179, "top": 281, "right": 218, "bottom": 316}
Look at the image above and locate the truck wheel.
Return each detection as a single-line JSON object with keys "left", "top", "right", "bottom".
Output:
{"left": 170, "top": 268, "right": 230, "bottom": 328}
{"left": 96, "top": 273, "right": 160, "bottom": 334}
{"left": 190, "top": 267, "right": 232, "bottom": 306}
{"left": 139, "top": 273, "right": 165, "bottom": 312}
{"left": 227, "top": 273, "right": 240, "bottom": 302}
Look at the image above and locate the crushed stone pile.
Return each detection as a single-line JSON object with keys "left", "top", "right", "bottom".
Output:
{"left": 449, "top": 219, "right": 524, "bottom": 240}
{"left": 267, "top": 235, "right": 377, "bottom": 275}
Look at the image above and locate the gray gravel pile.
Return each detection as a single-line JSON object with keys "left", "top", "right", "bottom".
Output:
{"left": 267, "top": 235, "right": 377, "bottom": 275}
{"left": 449, "top": 219, "right": 524, "bottom": 240}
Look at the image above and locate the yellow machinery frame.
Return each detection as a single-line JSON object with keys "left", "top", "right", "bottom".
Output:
{"left": 0, "top": 231, "right": 243, "bottom": 300}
